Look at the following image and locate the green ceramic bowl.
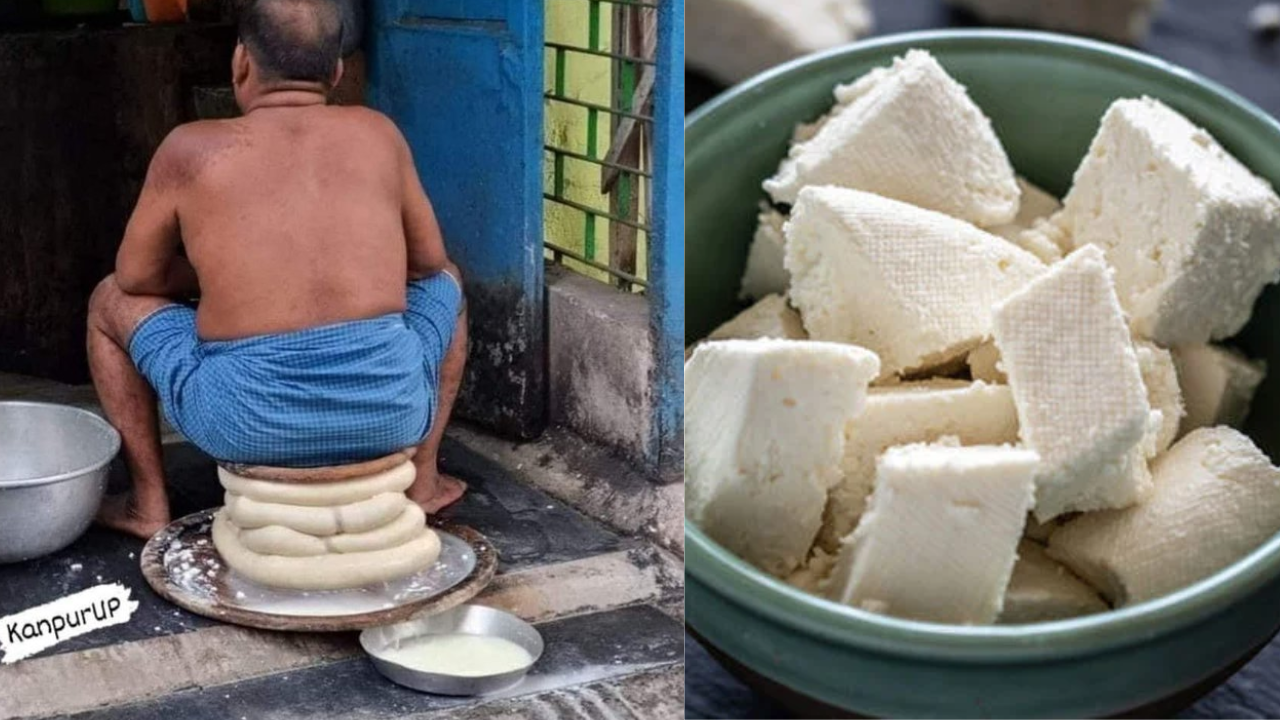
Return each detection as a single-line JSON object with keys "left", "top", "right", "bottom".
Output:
{"left": 686, "top": 30, "right": 1280, "bottom": 718}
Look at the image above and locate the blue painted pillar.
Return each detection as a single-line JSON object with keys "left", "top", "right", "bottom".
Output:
{"left": 365, "top": 0, "right": 547, "bottom": 439}
{"left": 648, "top": 0, "right": 684, "bottom": 480}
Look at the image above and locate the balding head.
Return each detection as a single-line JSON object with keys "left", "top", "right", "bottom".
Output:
{"left": 238, "top": 0, "right": 343, "bottom": 84}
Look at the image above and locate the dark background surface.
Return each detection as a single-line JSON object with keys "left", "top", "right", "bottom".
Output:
{"left": 685, "top": 0, "right": 1280, "bottom": 717}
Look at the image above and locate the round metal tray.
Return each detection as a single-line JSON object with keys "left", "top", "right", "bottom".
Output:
{"left": 141, "top": 508, "right": 498, "bottom": 632}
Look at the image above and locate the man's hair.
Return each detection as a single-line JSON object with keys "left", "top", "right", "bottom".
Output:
{"left": 239, "top": 0, "right": 344, "bottom": 84}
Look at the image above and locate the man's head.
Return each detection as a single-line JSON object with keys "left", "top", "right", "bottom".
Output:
{"left": 233, "top": 0, "right": 344, "bottom": 106}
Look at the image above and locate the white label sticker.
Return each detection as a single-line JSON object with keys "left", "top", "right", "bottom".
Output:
{"left": 0, "top": 583, "right": 139, "bottom": 664}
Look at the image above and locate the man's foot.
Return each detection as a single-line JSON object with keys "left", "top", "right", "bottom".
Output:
{"left": 95, "top": 493, "right": 171, "bottom": 540}
{"left": 407, "top": 471, "right": 468, "bottom": 514}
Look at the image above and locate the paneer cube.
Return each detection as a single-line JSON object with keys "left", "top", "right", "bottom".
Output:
{"left": 1173, "top": 344, "right": 1266, "bottom": 435}
{"left": 786, "top": 186, "right": 1044, "bottom": 378}
{"left": 707, "top": 294, "right": 807, "bottom": 342}
{"left": 686, "top": 0, "right": 872, "bottom": 85}
{"left": 685, "top": 340, "right": 880, "bottom": 576}
{"left": 739, "top": 206, "right": 790, "bottom": 301}
{"left": 827, "top": 441, "right": 1039, "bottom": 624}
{"left": 1056, "top": 97, "right": 1280, "bottom": 345}
{"left": 993, "top": 245, "right": 1154, "bottom": 520}
{"left": 819, "top": 379, "right": 1019, "bottom": 551}
{"left": 764, "top": 50, "right": 1020, "bottom": 227}
{"left": 1049, "top": 427, "right": 1280, "bottom": 605}
{"left": 999, "top": 540, "right": 1107, "bottom": 624}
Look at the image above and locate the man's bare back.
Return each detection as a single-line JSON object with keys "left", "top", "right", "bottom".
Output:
{"left": 117, "top": 103, "right": 443, "bottom": 340}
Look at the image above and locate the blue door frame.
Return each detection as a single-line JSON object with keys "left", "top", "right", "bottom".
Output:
{"left": 366, "top": 0, "right": 547, "bottom": 439}
{"left": 369, "top": 0, "right": 682, "bottom": 471}
{"left": 649, "top": 0, "right": 683, "bottom": 478}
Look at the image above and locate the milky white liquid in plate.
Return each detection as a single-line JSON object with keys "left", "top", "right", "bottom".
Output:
{"left": 380, "top": 634, "right": 533, "bottom": 676}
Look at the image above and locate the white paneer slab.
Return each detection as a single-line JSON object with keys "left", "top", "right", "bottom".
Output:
{"left": 999, "top": 540, "right": 1107, "bottom": 624}
{"left": 818, "top": 379, "right": 1019, "bottom": 551}
{"left": 1049, "top": 427, "right": 1280, "bottom": 605}
{"left": 707, "top": 294, "right": 807, "bottom": 342}
{"left": 686, "top": 0, "right": 872, "bottom": 85}
{"left": 764, "top": 50, "right": 1020, "bottom": 226}
{"left": 685, "top": 340, "right": 880, "bottom": 577}
{"left": 1056, "top": 97, "right": 1280, "bottom": 345}
{"left": 1173, "top": 344, "right": 1266, "bottom": 435}
{"left": 740, "top": 206, "right": 790, "bottom": 301}
{"left": 986, "top": 177, "right": 1065, "bottom": 264}
{"left": 828, "top": 442, "right": 1038, "bottom": 625}
{"left": 993, "top": 245, "right": 1153, "bottom": 521}
{"left": 786, "top": 186, "right": 1045, "bottom": 378}
{"left": 1135, "top": 340, "right": 1184, "bottom": 455}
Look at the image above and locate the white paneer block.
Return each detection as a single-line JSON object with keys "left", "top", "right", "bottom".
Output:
{"left": 708, "top": 294, "right": 807, "bottom": 342}
{"left": 986, "top": 177, "right": 1065, "bottom": 264}
{"left": 686, "top": 0, "right": 873, "bottom": 85}
{"left": 685, "top": 340, "right": 880, "bottom": 576}
{"left": 1057, "top": 97, "right": 1280, "bottom": 345}
{"left": 827, "top": 442, "right": 1039, "bottom": 624}
{"left": 786, "top": 187, "right": 1045, "bottom": 378}
{"left": 818, "top": 380, "right": 1019, "bottom": 551}
{"left": 764, "top": 50, "right": 1020, "bottom": 226}
{"left": 1173, "top": 344, "right": 1267, "bottom": 435}
{"left": 993, "top": 245, "right": 1154, "bottom": 520}
{"left": 945, "top": 0, "right": 1160, "bottom": 44}
{"left": 1049, "top": 427, "right": 1280, "bottom": 605}
{"left": 999, "top": 541, "right": 1107, "bottom": 624}
{"left": 740, "top": 206, "right": 790, "bottom": 301}
{"left": 1135, "top": 340, "right": 1184, "bottom": 455}
{"left": 967, "top": 341, "right": 1006, "bottom": 384}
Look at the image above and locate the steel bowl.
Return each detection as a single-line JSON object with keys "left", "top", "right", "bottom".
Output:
{"left": 0, "top": 401, "right": 120, "bottom": 563}
{"left": 360, "top": 604, "right": 544, "bottom": 696}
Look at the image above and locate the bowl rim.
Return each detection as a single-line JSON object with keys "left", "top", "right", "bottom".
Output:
{"left": 685, "top": 29, "right": 1280, "bottom": 661}
{"left": 0, "top": 401, "right": 122, "bottom": 488}
{"left": 357, "top": 603, "right": 546, "bottom": 673}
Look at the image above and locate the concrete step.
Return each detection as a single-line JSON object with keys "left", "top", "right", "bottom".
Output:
{"left": 0, "top": 374, "right": 684, "bottom": 719}
{"left": 56, "top": 606, "right": 683, "bottom": 720}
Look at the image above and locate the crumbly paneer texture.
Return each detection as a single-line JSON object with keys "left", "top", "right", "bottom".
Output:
{"left": 1173, "top": 344, "right": 1267, "bottom": 435}
{"left": 967, "top": 341, "right": 1006, "bottom": 384}
{"left": 993, "top": 245, "right": 1153, "bottom": 521}
{"left": 827, "top": 442, "right": 1038, "bottom": 625}
{"left": 686, "top": 0, "right": 872, "bottom": 85}
{"left": 684, "top": 339, "right": 880, "bottom": 577}
{"left": 818, "top": 379, "right": 1019, "bottom": 552}
{"left": 707, "top": 294, "right": 807, "bottom": 342}
{"left": 785, "top": 186, "right": 1044, "bottom": 378}
{"left": 986, "top": 177, "right": 1065, "bottom": 264}
{"left": 740, "top": 205, "right": 790, "bottom": 301}
{"left": 764, "top": 50, "right": 1020, "bottom": 226}
{"left": 1056, "top": 97, "right": 1280, "bottom": 345}
{"left": 1048, "top": 427, "right": 1280, "bottom": 606}
{"left": 999, "top": 540, "right": 1107, "bottom": 624}
{"left": 1134, "top": 340, "right": 1184, "bottom": 455}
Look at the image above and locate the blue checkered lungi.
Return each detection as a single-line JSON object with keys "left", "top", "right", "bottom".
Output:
{"left": 128, "top": 272, "right": 462, "bottom": 467}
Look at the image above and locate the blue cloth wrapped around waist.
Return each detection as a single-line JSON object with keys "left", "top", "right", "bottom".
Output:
{"left": 133, "top": 310, "right": 432, "bottom": 467}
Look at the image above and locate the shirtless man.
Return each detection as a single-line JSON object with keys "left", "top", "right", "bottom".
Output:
{"left": 88, "top": 0, "right": 468, "bottom": 539}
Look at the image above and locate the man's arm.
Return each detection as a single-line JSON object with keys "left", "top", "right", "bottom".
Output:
{"left": 115, "top": 130, "right": 199, "bottom": 299}
{"left": 395, "top": 128, "right": 449, "bottom": 280}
